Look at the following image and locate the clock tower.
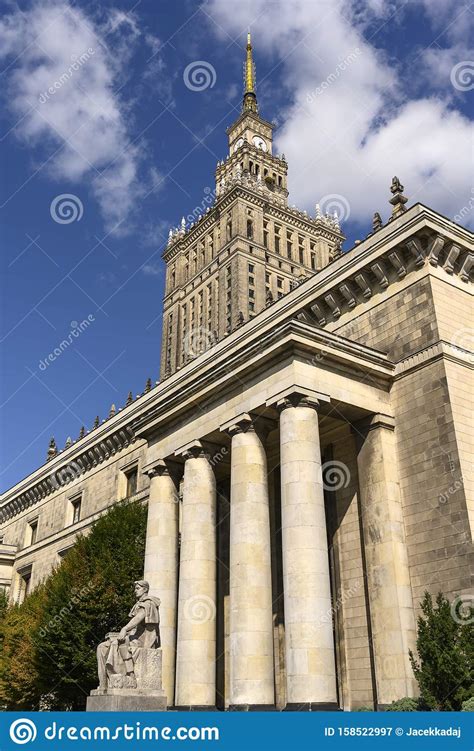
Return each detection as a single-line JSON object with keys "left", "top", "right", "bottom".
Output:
{"left": 160, "top": 35, "right": 344, "bottom": 378}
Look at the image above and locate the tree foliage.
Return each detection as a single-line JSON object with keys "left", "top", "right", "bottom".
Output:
{"left": 0, "top": 499, "right": 147, "bottom": 710}
{"left": 409, "top": 591, "right": 473, "bottom": 711}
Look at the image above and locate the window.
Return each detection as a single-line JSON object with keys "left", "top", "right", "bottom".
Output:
{"left": 299, "top": 248, "right": 304, "bottom": 264}
{"left": 274, "top": 225, "right": 281, "bottom": 253}
{"left": 29, "top": 520, "right": 38, "bottom": 545}
{"left": 249, "top": 289, "right": 255, "bottom": 299}
{"left": 67, "top": 495, "right": 82, "bottom": 525}
{"left": 18, "top": 567, "right": 32, "bottom": 604}
{"left": 249, "top": 302, "right": 255, "bottom": 313}
{"left": 277, "top": 277, "right": 283, "bottom": 289}
{"left": 249, "top": 275, "right": 255, "bottom": 286}
{"left": 125, "top": 467, "right": 138, "bottom": 498}
{"left": 265, "top": 273, "right": 270, "bottom": 284}
{"left": 248, "top": 263, "right": 255, "bottom": 274}
{"left": 24, "top": 519, "right": 38, "bottom": 547}
{"left": 247, "top": 220, "right": 253, "bottom": 239}
{"left": 311, "top": 253, "right": 316, "bottom": 270}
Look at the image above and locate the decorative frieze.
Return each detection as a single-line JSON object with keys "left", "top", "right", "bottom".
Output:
{"left": 0, "top": 425, "right": 136, "bottom": 523}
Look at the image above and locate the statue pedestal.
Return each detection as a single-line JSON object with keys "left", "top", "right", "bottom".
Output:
{"left": 87, "top": 647, "right": 167, "bottom": 712}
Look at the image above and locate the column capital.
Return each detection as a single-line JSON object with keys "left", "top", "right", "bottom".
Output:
{"left": 220, "top": 412, "right": 274, "bottom": 438}
{"left": 352, "top": 413, "right": 395, "bottom": 436}
{"left": 142, "top": 458, "right": 170, "bottom": 478}
{"left": 266, "top": 386, "right": 330, "bottom": 412}
{"left": 142, "top": 458, "right": 182, "bottom": 482}
{"left": 175, "top": 439, "right": 210, "bottom": 461}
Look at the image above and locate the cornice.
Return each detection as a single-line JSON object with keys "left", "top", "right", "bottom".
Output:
{"left": 0, "top": 421, "right": 140, "bottom": 522}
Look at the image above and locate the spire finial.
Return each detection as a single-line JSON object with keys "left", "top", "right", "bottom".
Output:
{"left": 243, "top": 32, "right": 258, "bottom": 113}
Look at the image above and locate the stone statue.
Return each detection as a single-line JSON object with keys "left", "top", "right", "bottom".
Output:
{"left": 96, "top": 580, "right": 161, "bottom": 691}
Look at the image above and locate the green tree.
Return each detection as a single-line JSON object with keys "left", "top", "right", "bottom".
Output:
{"left": 0, "top": 499, "right": 147, "bottom": 710}
{"left": 409, "top": 592, "right": 473, "bottom": 711}
{"left": 0, "top": 585, "right": 46, "bottom": 710}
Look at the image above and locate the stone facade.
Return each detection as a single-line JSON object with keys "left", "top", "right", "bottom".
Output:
{"left": 1, "top": 37, "right": 472, "bottom": 711}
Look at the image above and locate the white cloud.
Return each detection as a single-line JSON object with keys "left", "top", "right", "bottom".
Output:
{"left": 206, "top": 0, "right": 474, "bottom": 227}
{"left": 0, "top": 1, "right": 160, "bottom": 232}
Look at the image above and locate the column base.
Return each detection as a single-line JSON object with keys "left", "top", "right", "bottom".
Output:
{"left": 172, "top": 705, "right": 219, "bottom": 711}
{"left": 283, "top": 702, "right": 341, "bottom": 712}
{"left": 229, "top": 704, "right": 277, "bottom": 711}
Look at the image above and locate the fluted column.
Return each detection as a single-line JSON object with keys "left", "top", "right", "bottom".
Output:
{"left": 175, "top": 441, "right": 217, "bottom": 707}
{"left": 353, "top": 414, "right": 417, "bottom": 707}
{"left": 276, "top": 392, "right": 338, "bottom": 709}
{"left": 221, "top": 413, "right": 275, "bottom": 708}
{"left": 143, "top": 460, "right": 179, "bottom": 706}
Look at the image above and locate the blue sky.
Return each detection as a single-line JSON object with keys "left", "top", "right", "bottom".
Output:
{"left": 1, "top": 0, "right": 473, "bottom": 492}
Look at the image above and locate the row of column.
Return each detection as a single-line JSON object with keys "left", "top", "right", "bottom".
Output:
{"left": 143, "top": 392, "right": 415, "bottom": 708}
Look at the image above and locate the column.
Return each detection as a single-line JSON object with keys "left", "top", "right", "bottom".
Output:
{"left": 221, "top": 413, "right": 275, "bottom": 708}
{"left": 277, "top": 392, "right": 338, "bottom": 708}
{"left": 353, "top": 414, "right": 417, "bottom": 707}
{"left": 175, "top": 441, "right": 217, "bottom": 707}
{"left": 143, "top": 460, "right": 179, "bottom": 706}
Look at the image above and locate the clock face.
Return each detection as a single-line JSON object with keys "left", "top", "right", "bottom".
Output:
{"left": 234, "top": 138, "right": 244, "bottom": 152}
{"left": 253, "top": 136, "right": 267, "bottom": 152}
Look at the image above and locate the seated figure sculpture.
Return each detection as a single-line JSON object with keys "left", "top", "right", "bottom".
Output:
{"left": 96, "top": 579, "right": 161, "bottom": 690}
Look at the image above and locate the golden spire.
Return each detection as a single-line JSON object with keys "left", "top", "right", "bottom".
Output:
{"left": 243, "top": 31, "right": 258, "bottom": 113}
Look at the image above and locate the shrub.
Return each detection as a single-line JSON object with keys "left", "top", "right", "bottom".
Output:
{"left": 461, "top": 697, "right": 474, "bottom": 712}
{"left": 385, "top": 697, "right": 419, "bottom": 712}
{"left": 409, "top": 592, "right": 473, "bottom": 711}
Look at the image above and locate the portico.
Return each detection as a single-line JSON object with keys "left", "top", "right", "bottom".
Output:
{"left": 138, "top": 315, "right": 417, "bottom": 710}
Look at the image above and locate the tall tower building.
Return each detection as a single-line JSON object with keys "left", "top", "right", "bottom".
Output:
{"left": 160, "top": 34, "right": 344, "bottom": 378}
